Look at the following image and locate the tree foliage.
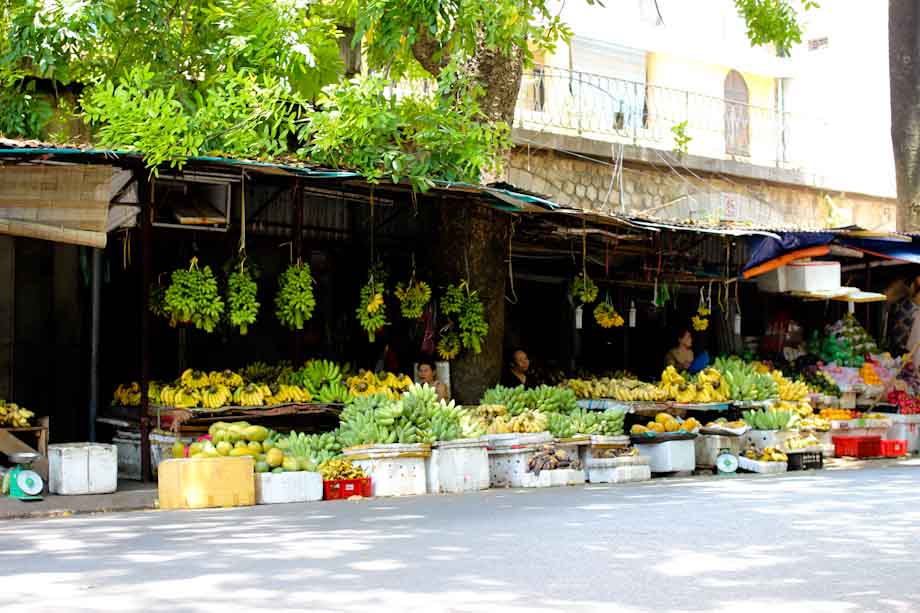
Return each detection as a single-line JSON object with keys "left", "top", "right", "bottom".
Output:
{"left": 0, "top": 0, "right": 812, "bottom": 188}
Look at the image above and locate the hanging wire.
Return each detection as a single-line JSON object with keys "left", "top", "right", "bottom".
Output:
{"left": 506, "top": 218, "right": 518, "bottom": 305}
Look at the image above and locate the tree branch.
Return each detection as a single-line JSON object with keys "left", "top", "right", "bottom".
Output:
{"left": 411, "top": 27, "right": 450, "bottom": 77}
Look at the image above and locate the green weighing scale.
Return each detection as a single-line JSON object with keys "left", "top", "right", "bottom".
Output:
{"left": 715, "top": 448, "right": 739, "bottom": 476}
{"left": 4, "top": 451, "right": 44, "bottom": 501}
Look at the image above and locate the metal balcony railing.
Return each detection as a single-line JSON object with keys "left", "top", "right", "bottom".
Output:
{"left": 515, "top": 66, "right": 828, "bottom": 171}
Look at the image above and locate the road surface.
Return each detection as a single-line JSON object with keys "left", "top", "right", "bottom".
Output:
{"left": 1, "top": 464, "right": 919, "bottom": 612}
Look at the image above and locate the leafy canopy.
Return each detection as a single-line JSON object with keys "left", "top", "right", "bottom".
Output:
{"left": 0, "top": 0, "right": 810, "bottom": 188}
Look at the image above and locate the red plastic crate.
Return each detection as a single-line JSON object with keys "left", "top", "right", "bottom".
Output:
{"left": 880, "top": 439, "right": 908, "bottom": 457}
{"left": 323, "top": 478, "right": 372, "bottom": 500}
{"left": 833, "top": 436, "right": 881, "bottom": 458}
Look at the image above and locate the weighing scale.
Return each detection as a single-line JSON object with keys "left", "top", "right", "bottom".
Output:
{"left": 715, "top": 449, "right": 739, "bottom": 476}
{"left": 5, "top": 451, "right": 44, "bottom": 501}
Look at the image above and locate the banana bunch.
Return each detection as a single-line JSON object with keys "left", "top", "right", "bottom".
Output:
{"left": 200, "top": 384, "right": 233, "bottom": 409}
{"left": 595, "top": 409, "right": 626, "bottom": 436}
{"left": 786, "top": 434, "right": 820, "bottom": 450}
{"left": 460, "top": 412, "right": 488, "bottom": 438}
{"left": 610, "top": 380, "right": 668, "bottom": 402}
{"left": 530, "top": 386, "right": 578, "bottom": 414}
{"left": 742, "top": 409, "right": 799, "bottom": 431}
{"left": 319, "top": 458, "right": 366, "bottom": 481}
{"left": 548, "top": 413, "right": 577, "bottom": 438}
{"left": 770, "top": 371, "right": 809, "bottom": 401}
{"left": 294, "top": 359, "right": 342, "bottom": 393}
{"left": 773, "top": 399, "right": 813, "bottom": 418}
{"left": 232, "top": 383, "right": 268, "bottom": 407}
{"left": 395, "top": 279, "right": 431, "bottom": 320}
{"left": 347, "top": 370, "right": 413, "bottom": 400}
{"left": 287, "top": 431, "right": 342, "bottom": 466}
{"left": 659, "top": 366, "right": 688, "bottom": 400}
{"left": 508, "top": 409, "right": 549, "bottom": 433}
{"left": 267, "top": 383, "right": 312, "bottom": 404}
{"left": 163, "top": 258, "right": 225, "bottom": 333}
{"left": 713, "top": 357, "right": 778, "bottom": 401}
{"left": 460, "top": 404, "right": 507, "bottom": 436}
{"left": 209, "top": 369, "right": 244, "bottom": 389}
{"left": 241, "top": 361, "right": 292, "bottom": 384}
{"left": 746, "top": 447, "right": 788, "bottom": 462}
{"left": 171, "top": 387, "right": 201, "bottom": 409}
{"left": 0, "top": 400, "right": 35, "bottom": 427}
{"left": 660, "top": 367, "right": 727, "bottom": 403}
{"left": 113, "top": 382, "right": 142, "bottom": 406}
{"left": 487, "top": 416, "right": 513, "bottom": 434}
{"left": 316, "top": 382, "right": 350, "bottom": 404}
{"left": 276, "top": 262, "right": 316, "bottom": 330}
{"left": 357, "top": 276, "right": 387, "bottom": 342}
{"left": 226, "top": 264, "right": 259, "bottom": 335}
{"left": 180, "top": 369, "right": 211, "bottom": 390}
{"left": 481, "top": 385, "right": 530, "bottom": 415}
{"left": 594, "top": 303, "right": 624, "bottom": 328}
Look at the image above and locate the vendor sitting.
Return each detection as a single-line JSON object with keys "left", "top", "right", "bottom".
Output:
{"left": 665, "top": 329, "right": 694, "bottom": 371}
{"left": 417, "top": 357, "right": 449, "bottom": 401}
{"left": 501, "top": 349, "right": 537, "bottom": 388}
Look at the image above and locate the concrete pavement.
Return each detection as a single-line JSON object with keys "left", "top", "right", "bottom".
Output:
{"left": 1, "top": 463, "right": 918, "bottom": 612}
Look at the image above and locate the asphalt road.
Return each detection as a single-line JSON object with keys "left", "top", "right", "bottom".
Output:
{"left": 1, "top": 464, "right": 919, "bottom": 613}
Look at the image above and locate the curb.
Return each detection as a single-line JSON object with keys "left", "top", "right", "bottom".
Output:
{"left": 0, "top": 503, "right": 158, "bottom": 521}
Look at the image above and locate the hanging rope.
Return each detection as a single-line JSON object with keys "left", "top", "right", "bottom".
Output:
{"left": 369, "top": 186, "right": 375, "bottom": 285}
{"left": 239, "top": 170, "right": 247, "bottom": 271}
{"left": 506, "top": 219, "right": 518, "bottom": 305}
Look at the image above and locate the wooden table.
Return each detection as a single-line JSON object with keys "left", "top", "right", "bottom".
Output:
{"left": 0, "top": 416, "right": 50, "bottom": 480}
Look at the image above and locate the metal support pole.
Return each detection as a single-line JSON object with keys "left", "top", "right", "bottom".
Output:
{"left": 88, "top": 247, "right": 102, "bottom": 442}
{"left": 139, "top": 170, "right": 152, "bottom": 482}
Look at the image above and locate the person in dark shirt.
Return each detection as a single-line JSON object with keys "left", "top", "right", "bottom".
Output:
{"left": 501, "top": 349, "right": 537, "bottom": 388}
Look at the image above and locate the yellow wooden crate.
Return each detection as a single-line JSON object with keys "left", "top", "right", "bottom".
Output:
{"left": 157, "top": 456, "right": 255, "bottom": 510}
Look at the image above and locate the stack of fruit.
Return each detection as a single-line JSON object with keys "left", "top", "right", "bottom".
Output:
{"left": 786, "top": 434, "right": 821, "bottom": 450}
{"left": 798, "top": 415, "right": 831, "bottom": 431}
{"left": 319, "top": 458, "right": 366, "bottom": 481}
{"left": 287, "top": 360, "right": 350, "bottom": 403}
{"left": 887, "top": 391, "right": 920, "bottom": 415}
{"left": 745, "top": 447, "right": 788, "bottom": 463}
{"left": 659, "top": 366, "right": 730, "bottom": 404}
{"left": 742, "top": 409, "right": 799, "bottom": 431}
{"left": 480, "top": 385, "right": 578, "bottom": 415}
{"left": 174, "top": 422, "right": 320, "bottom": 474}
{"left": 713, "top": 357, "right": 779, "bottom": 402}
{"left": 828, "top": 314, "right": 879, "bottom": 357}
{"left": 771, "top": 371, "right": 810, "bottom": 401}
{"left": 346, "top": 370, "right": 414, "bottom": 400}
{"left": 564, "top": 377, "right": 668, "bottom": 402}
{"left": 801, "top": 369, "right": 841, "bottom": 396}
{"left": 772, "top": 399, "right": 814, "bottom": 418}
{"left": 284, "top": 431, "right": 342, "bottom": 467}
{"left": 630, "top": 413, "right": 700, "bottom": 436}
{"left": 547, "top": 409, "right": 625, "bottom": 438}
{"left": 528, "top": 445, "right": 580, "bottom": 474}
{"left": 704, "top": 417, "right": 749, "bottom": 431}
{"left": 0, "top": 400, "right": 34, "bottom": 427}
{"left": 819, "top": 408, "right": 859, "bottom": 420}
{"left": 859, "top": 362, "right": 882, "bottom": 385}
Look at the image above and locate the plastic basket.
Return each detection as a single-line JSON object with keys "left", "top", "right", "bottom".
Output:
{"left": 786, "top": 451, "right": 823, "bottom": 471}
{"left": 323, "top": 478, "right": 372, "bottom": 500}
{"left": 832, "top": 436, "right": 881, "bottom": 458}
{"left": 880, "top": 439, "right": 908, "bottom": 458}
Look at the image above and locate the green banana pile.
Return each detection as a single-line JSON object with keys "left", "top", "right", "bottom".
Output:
{"left": 742, "top": 409, "right": 799, "bottom": 431}
{"left": 226, "top": 265, "right": 259, "bottom": 335}
{"left": 275, "top": 262, "right": 316, "bottom": 330}
{"left": 163, "top": 257, "right": 225, "bottom": 332}
{"left": 480, "top": 385, "right": 578, "bottom": 416}
{"left": 336, "top": 384, "right": 465, "bottom": 447}
{"left": 547, "top": 408, "right": 625, "bottom": 438}
{"left": 285, "top": 430, "right": 342, "bottom": 466}
{"left": 714, "top": 357, "right": 779, "bottom": 401}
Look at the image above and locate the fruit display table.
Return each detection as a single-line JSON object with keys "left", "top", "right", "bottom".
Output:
{"left": 0, "top": 416, "right": 50, "bottom": 480}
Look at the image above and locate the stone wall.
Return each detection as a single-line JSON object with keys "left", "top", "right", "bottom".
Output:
{"left": 505, "top": 147, "right": 897, "bottom": 231}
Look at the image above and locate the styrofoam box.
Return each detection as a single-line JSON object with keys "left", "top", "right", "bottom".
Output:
{"left": 481, "top": 432, "right": 553, "bottom": 448}
{"left": 255, "top": 471, "right": 323, "bottom": 504}
{"left": 757, "top": 266, "right": 787, "bottom": 293}
{"left": 519, "top": 468, "right": 586, "bottom": 488}
{"left": 49, "top": 443, "right": 118, "bottom": 495}
{"left": 488, "top": 446, "right": 541, "bottom": 488}
{"left": 738, "top": 456, "right": 787, "bottom": 474}
{"left": 886, "top": 415, "right": 920, "bottom": 453}
{"left": 695, "top": 434, "right": 742, "bottom": 468}
{"left": 343, "top": 443, "right": 430, "bottom": 497}
{"left": 427, "top": 438, "right": 490, "bottom": 494}
{"left": 587, "top": 456, "right": 651, "bottom": 484}
{"left": 785, "top": 260, "right": 841, "bottom": 292}
{"left": 634, "top": 439, "right": 695, "bottom": 473}
{"left": 743, "top": 430, "right": 797, "bottom": 453}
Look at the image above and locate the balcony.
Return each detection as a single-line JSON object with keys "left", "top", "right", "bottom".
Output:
{"left": 515, "top": 66, "right": 828, "bottom": 173}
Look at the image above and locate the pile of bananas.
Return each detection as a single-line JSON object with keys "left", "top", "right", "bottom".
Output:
{"left": 346, "top": 370, "right": 413, "bottom": 400}
{"left": 480, "top": 385, "right": 577, "bottom": 415}
{"left": 713, "top": 357, "right": 779, "bottom": 401}
{"left": 319, "top": 458, "right": 366, "bottom": 481}
{"left": 199, "top": 384, "right": 234, "bottom": 409}
{"left": 113, "top": 382, "right": 143, "bottom": 406}
{"left": 819, "top": 408, "right": 858, "bottom": 420}
{"left": 660, "top": 366, "right": 729, "bottom": 403}
{"left": 704, "top": 418, "right": 749, "bottom": 430}
{"left": 290, "top": 360, "right": 342, "bottom": 392}
{"left": 395, "top": 279, "right": 431, "bottom": 320}
{"left": 771, "top": 371, "right": 810, "bottom": 401}
{"left": 786, "top": 434, "right": 821, "bottom": 450}
{"left": 742, "top": 408, "right": 798, "bottom": 430}
{"left": 509, "top": 409, "right": 549, "bottom": 433}
{"left": 548, "top": 408, "right": 626, "bottom": 438}
{"left": 460, "top": 404, "right": 507, "bottom": 437}
{"left": 745, "top": 447, "right": 788, "bottom": 463}
{"left": 337, "top": 384, "right": 465, "bottom": 446}
{"left": 631, "top": 413, "right": 700, "bottom": 435}
{"left": 565, "top": 378, "right": 668, "bottom": 402}
{"left": 773, "top": 399, "right": 813, "bottom": 418}
{"left": 0, "top": 400, "right": 34, "bottom": 427}
{"left": 266, "top": 383, "right": 312, "bottom": 404}
{"left": 286, "top": 430, "right": 342, "bottom": 466}
{"left": 241, "top": 361, "right": 294, "bottom": 384}
{"left": 798, "top": 415, "right": 831, "bottom": 431}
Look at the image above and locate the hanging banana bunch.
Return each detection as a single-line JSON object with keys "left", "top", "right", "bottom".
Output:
{"left": 275, "top": 261, "right": 316, "bottom": 330}
{"left": 227, "top": 261, "right": 259, "bottom": 335}
{"left": 357, "top": 273, "right": 387, "bottom": 342}
{"left": 395, "top": 278, "right": 431, "bottom": 320}
{"left": 164, "top": 257, "right": 225, "bottom": 333}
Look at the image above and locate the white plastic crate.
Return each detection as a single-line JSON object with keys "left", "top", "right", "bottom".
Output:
{"left": 255, "top": 471, "right": 323, "bottom": 504}
{"left": 587, "top": 456, "right": 651, "bottom": 484}
{"left": 49, "top": 443, "right": 118, "bottom": 495}
{"left": 519, "top": 468, "right": 586, "bottom": 488}
{"left": 343, "top": 444, "right": 430, "bottom": 497}
{"left": 634, "top": 439, "right": 695, "bottom": 473}
{"left": 738, "top": 456, "right": 787, "bottom": 474}
{"left": 695, "top": 434, "right": 742, "bottom": 468}
{"left": 427, "top": 438, "right": 490, "bottom": 494}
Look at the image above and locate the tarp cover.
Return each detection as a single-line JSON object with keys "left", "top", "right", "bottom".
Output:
{"left": 742, "top": 232, "right": 835, "bottom": 273}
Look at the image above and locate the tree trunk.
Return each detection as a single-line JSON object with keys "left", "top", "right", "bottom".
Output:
{"left": 889, "top": 1, "right": 920, "bottom": 231}
{"left": 432, "top": 200, "right": 511, "bottom": 404}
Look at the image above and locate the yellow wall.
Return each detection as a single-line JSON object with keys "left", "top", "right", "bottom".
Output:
{"left": 646, "top": 52, "right": 774, "bottom": 109}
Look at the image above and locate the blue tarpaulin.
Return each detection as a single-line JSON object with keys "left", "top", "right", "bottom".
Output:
{"left": 742, "top": 232, "right": 835, "bottom": 274}
{"left": 836, "top": 237, "right": 920, "bottom": 264}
